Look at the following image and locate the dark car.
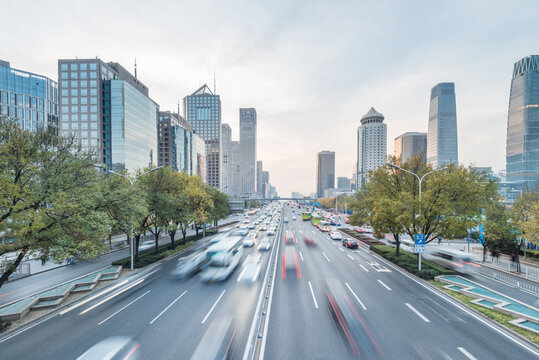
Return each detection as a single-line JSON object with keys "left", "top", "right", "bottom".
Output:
{"left": 285, "top": 232, "right": 295, "bottom": 245}
{"left": 342, "top": 239, "right": 358, "bottom": 249}
{"left": 304, "top": 236, "right": 317, "bottom": 246}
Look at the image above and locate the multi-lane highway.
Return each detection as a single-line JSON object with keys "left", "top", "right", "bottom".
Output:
{"left": 0, "top": 203, "right": 537, "bottom": 359}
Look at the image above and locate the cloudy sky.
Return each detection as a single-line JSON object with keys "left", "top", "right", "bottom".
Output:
{"left": 2, "top": 0, "right": 538, "bottom": 196}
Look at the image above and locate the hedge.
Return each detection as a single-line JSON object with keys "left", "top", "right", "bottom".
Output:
{"left": 519, "top": 248, "right": 539, "bottom": 260}
{"left": 370, "top": 245, "right": 456, "bottom": 280}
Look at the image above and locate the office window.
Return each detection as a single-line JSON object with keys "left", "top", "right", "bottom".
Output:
{"left": 80, "top": 106, "right": 88, "bottom": 113}
{"left": 71, "top": 97, "right": 78, "bottom": 105}
{"left": 70, "top": 64, "right": 78, "bottom": 71}
{"left": 80, "top": 89, "right": 88, "bottom": 96}
{"left": 60, "top": 64, "right": 68, "bottom": 71}
{"left": 80, "top": 72, "right": 87, "bottom": 79}
{"left": 80, "top": 63, "right": 87, "bottom": 71}
{"left": 62, "top": 98, "right": 68, "bottom": 105}
{"left": 89, "top": 63, "right": 97, "bottom": 70}
{"left": 80, "top": 81, "right": 87, "bottom": 88}
{"left": 80, "top": 97, "right": 87, "bottom": 104}
{"left": 70, "top": 72, "right": 78, "bottom": 79}
{"left": 71, "top": 106, "right": 78, "bottom": 113}
{"left": 90, "top": 106, "right": 97, "bottom": 113}
{"left": 61, "top": 72, "right": 68, "bottom": 79}
{"left": 72, "top": 122, "right": 79, "bottom": 130}
{"left": 71, "top": 80, "right": 78, "bottom": 88}
{"left": 71, "top": 89, "right": 78, "bottom": 96}
{"left": 90, "top": 80, "right": 97, "bottom": 87}
{"left": 90, "top": 88, "right": 97, "bottom": 96}
{"left": 89, "top": 72, "right": 97, "bottom": 79}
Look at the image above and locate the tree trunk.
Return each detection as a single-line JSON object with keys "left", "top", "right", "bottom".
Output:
{"left": 195, "top": 226, "right": 199, "bottom": 238}
{"left": 168, "top": 230, "right": 176, "bottom": 249}
{"left": 394, "top": 233, "right": 400, "bottom": 257}
{"left": 154, "top": 230, "right": 160, "bottom": 254}
{"left": 182, "top": 228, "right": 187, "bottom": 244}
{"left": 134, "top": 234, "right": 141, "bottom": 260}
{"left": 108, "top": 234, "right": 112, "bottom": 250}
{"left": 482, "top": 245, "right": 487, "bottom": 263}
{"left": 0, "top": 246, "right": 29, "bottom": 289}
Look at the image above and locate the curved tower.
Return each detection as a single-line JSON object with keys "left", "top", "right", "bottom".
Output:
{"left": 356, "top": 107, "right": 387, "bottom": 187}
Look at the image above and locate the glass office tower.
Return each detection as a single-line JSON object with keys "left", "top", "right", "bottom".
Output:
{"left": 240, "top": 108, "right": 257, "bottom": 197}
{"left": 506, "top": 55, "right": 539, "bottom": 190}
{"left": 0, "top": 60, "right": 58, "bottom": 133}
{"left": 427, "top": 83, "right": 458, "bottom": 167}
{"left": 316, "top": 151, "right": 335, "bottom": 198}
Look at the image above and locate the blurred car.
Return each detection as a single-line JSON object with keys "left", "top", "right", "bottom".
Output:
{"left": 267, "top": 228, "right": 276, "bottom": 236}
{"left": 238, "top": 254, "right": 261, "bottom": 283}
{"left": 76, "top": 336, "right": 140, "bottom": 360}
{"left": 243, "top": 218, "right": 250, "bottom": 224}
{"left": 243, "top": 236, "right": 255, "bottom": 247}
{"left": 285, "top": 233, "right": 295, "bottom": 244}
{"left": 342, "top": 238, "right": 358, "bottom": 249}
{"left": 258, "top": 239, "right": 271, "bottom": 251}
{"left": 304, "top": 236, "right": 317, "bottom": 246}
{"left": 171, "top": 252, "right": 210, "bottom": 279}
{"left": 330, "top": 231, "right": 342, "bottom": 240}
{"left": 238, "top": 227, "right": 249, "bottom": 236}
{"left": 190, "top": 316, "right": 235, "bottom": 360}
{"left": 292, "top": 215, "right": 297, "bottom": 220}
{"left": 260, "top": 225, "right": 267, "bottom": 231}
{"left": 283, "top": 245, "right": 300, "bottom": 278}
{"left": 284, "top": 217, "right": 289, "bottom": 223}
{"left": 138, "top": 240, "right": 155, "bottom": 252}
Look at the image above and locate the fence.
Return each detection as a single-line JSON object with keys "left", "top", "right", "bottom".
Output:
{"left": 481, "top": 256, "right": 539, "bottom": 282}
{"left": 0, "top": 261, "right": 31, "bottom": 276}
{"left": 477, "top": 265, "right": 539, "bottom": 295}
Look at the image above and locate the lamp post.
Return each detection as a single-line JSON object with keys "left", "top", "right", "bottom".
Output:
{"left": 107, "top": 166, "right": 163, "bottom": 270}
{"left": 386, "top": 163, "right": 448, "bottom": 270}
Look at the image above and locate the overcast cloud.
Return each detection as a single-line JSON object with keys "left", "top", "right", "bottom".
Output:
{"left": 2, "top": 0, "right": 538, "bottom": 196}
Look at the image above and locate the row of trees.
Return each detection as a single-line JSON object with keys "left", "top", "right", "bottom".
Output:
{"left": 0, "top": 118, "right": 229, "bottom": 288}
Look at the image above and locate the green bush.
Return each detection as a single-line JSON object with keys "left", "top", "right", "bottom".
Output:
{"left": 112, "top": 240, "right": 195, "bottom": 268}
{"left": 519, "top": 249, "right": 539, "bottom": 260}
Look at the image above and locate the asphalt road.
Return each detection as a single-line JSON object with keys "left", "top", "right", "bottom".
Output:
{"left": 0, "top": 205, "right": 537, "bottom": 360}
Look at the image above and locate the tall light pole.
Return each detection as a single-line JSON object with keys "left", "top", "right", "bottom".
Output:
{"left": 107, "top": 166, "right": 163, "bottom": 271}
{"left": 386, "top": 163, "right": 448, "bottom": 270}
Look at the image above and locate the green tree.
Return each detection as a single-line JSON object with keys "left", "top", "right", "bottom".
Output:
{"left": 187, "top": 176, "right": 213, "bottom": 238}
{"left": 209, "top": 187, "right": 230, "bottom": 226}
{"left": 0, "top": 118, "right": 112, "bottom": 288}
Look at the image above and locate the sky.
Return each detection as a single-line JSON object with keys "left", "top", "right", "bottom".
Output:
{"left": 1, "top": 0, "right": 538, "bottom": 196}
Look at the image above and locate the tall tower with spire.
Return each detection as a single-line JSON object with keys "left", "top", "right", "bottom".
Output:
{"left": 356, "top": 107, "right": 387, "bottom": 187}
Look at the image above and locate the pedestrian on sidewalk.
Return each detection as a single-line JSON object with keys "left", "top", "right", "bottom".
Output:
{"left": 438, "top": 236, "right": 442, "bottom": 245}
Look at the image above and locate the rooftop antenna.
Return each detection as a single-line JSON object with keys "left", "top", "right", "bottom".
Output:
{"left": 134, "top": 58, "right": 137, "bottom": 79}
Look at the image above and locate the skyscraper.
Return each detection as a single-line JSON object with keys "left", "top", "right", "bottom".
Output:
{"left": 0, "top": 60, "right": 58, "bottom": 133}
{"left": 394, "top": 132, "right": 427, "bottom": 163}
{"left": 506, "top": 55, "right": 539, "bottom": 190}
{"left": 183, "top": 84, "right": 221, "bottom": 188}
{"left": 256, "top": 161, "right": 263, "bottom": 198}
{"left": 262, "top": 171, "right": 270, "bottom": 199}
{"left": 337, "top": 177, "right": 351, "bottom": 191}
{"left": 230, "top": 140, "right": 241, "bottom": 195}
{"left": 357, "top": 107, "right": 387, "bottom": 187}
{"left": 427, "top": 83, "right": 458, "bottom": 167}
{"left": 316, "top": 151, "right": 335, "bottom": 198}
{"left": 58, "top": 58, "right": 157, "bottom": 171}
{"left": 240, "top": 108, "right": 257, "bottom": 196}
{"left": 221, "top": 123, "right": 232, "bottom": 195}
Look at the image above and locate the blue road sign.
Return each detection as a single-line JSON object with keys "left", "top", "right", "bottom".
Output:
{"left": 315, "top": 202, "right": 320, "bottom": 207}
{"left": 414, "top": 234, "right": 425, "bottom": 253}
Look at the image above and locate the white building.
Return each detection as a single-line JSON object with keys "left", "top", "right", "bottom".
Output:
{"left": 221, "top": 123, "right": 232, "bottom": 195}
{"left": 357, "top": 107, "right": 387, "bottom": 187}
{"left": 240, "top": 108, "right": 257, "bottom": 197}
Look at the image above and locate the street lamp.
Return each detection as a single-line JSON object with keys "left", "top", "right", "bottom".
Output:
{"left": 386, "top": 162, "right": 448, "bottom": 270}
{"left": 107, "top": 166, "right": 163, "bottom": 270}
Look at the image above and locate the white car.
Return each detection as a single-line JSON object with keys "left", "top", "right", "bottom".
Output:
{"left": 267, "top": 228, "right": 275, "bottom": 236}
{"left": 330, "top": 232, "right": 342, "bottom": 240}
{"left": 292, "top": 216, "right": 297, "bottom": 220}
{"left": 243, "top": 237, "right": 255, "bottom": 247}
{"left": 248, "top": 224, "right": 255, "bottom": 229}
{"left": 258, "top": 239, "right": 271, "bottom": 251}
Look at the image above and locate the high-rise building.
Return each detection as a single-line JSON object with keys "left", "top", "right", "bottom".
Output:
{"left": 316, "top": 151, "right": 335, "bottom": 198}
{"left": 191, "top": 132, "right": 206, "bottom": 180}
{"left": 506, "top": 55, "right": 539, "bottom": 190}
{"left": 262, "top": 171, "right": 270, "bottom": 199}
{"left": 230, "top": 141, "right": 241, "bottom": 195}
{"left": 240, "top": 108, "right": 257, "bottom": 196}
{"left": 357, "top": 107, "right": 387, "bottom": 187}
{"left": 221, "top": 123, "right": 232, "bottom": 195}
{"left": 394, "top": 132, "right": 427, "bottom": 163}
{"left": 427, "top": 82, "right": 458, "bottom": 167}
{"left": 58, "top": 58, "right": 157, "bottom": 171}
{"left": 256, "top": 161, "right": 263, "bottom": 198}
{"left": 0, "top": 60, "right": 58, "bottom": 133}
{"left": 183, "top": 84, "right": 221, "bottom": 188}
{"left": 337, "top": 177, "right": 351, "bottom": 191}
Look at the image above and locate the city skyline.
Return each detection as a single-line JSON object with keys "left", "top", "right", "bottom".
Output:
{"left": 1, "top": 1, "right": 538, "bottom": 195}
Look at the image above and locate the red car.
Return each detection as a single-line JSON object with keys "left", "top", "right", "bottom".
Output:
{"left": 342, "top": 239, "right": 358, "bottom": 249}
{"left": 285, "top": 233, "right": 295, "bottom": 244}
{"left": 304, "top": 236, "right": 317, "bottom": 246}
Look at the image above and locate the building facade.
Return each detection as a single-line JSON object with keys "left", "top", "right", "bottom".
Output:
{"left": 230, "top": 141, "right": 241, "bottom": 195}
{"left": 394, "top": 132, "right": 427, "bottom": 163}
{"left": 262, "top": 171, "right": 270, "bottom": 199}
{"left": 183, "top": 84, "right": 221, "bottom": 188}
{"left": 316, "top": 151, "right": 335, "bottom": 198}
{"left": 0, "top": 60, "right": 58, "bottom": 133}
{"left": 191, "top": 131, "right": 206, "bottom": 180}
{"left": 357, "top": 107, "right": 387, "bottom": 187}
{"left": 337, "top": 177, "right": 351, "bottom": 191}
{"left": 506, "top": 55, "right": 539, "bottom": 190}
{"left": 240, "top": 108, "right": 257, "bottom": 196}
{"left": 256, "top": 161, "right": 263, "bottom": 198}
{"left": 58, "top": 58, "right": 157, "bottom": 171}
{"left": 427, "top": 82, "right": 458, "bottom": 167}
{"left": 221, "top": 123, "right": 232, "bottom": 194}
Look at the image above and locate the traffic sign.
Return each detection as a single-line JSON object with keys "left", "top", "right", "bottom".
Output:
{"left": 414, "top": 234, "right": 425, "bottom": 254}
{"left": 414, "top": 245, "right": 425, "bottom": 253}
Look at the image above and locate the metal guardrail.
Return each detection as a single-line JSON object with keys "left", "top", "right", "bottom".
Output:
{"left": 477, "top": 265, "right": 539, "bottom": 295}
{"left": 0, "top": 262, "right": 30, "bottom": 276}
{"left": 481, "top": 257, "right": 539, "bottom": 282}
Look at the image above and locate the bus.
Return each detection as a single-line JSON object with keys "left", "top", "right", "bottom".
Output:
{"left": 200, "top": 236, "right": 244, "bottom": 282}
{"left": 302, "top": 212, "right": 312, "bottom": 221}
{"left": 311, "top": 213, "right": 322, "bottom": 226}
{"left": 318, "top": 220, "right": 331, "bottom": 232}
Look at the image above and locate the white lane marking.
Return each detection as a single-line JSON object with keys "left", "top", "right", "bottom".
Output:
{"left": 345, "top": 282, "right": 367, "bottom": 310}
{"left": 80, "top": 278, "right": 145, "bottom": 315}
{"left": 377, "top": 279, "right": 392, "bottom": 291}
{"left": 339, "top": 247, "right": 344, "bottom": 252}
{"left": 237, "top": 267, "right": 247, "bottom": 282}
{"left": 299, "top": 251, "right": 304, "bottom": 262}
{"left": 321, "top": 251, "right": 331, "bottom": 262}
{"left": 149, "top": 290, "right": 188, "bottom": 324}
{"left": 60, "top": 279, "right": 128, "bottom": 315}
{"left": 308, "top": 281, "right": 319, "bottom": 309}
{"left": 99, "top": 290, "right": 151, "bottom": 325}
{"left": 201, "top": 290, "right": 226, "bottom": 324}
{"left": 405, "top": 303, "right": 430, "bottom": 323}
{"left": 370, "top": 254, "right": 539, "bottom": 358}
{"left": 347, "top": 254, "right": 354, "bottom": 260}
{"left": 360, "top": 264, "right": 369, "bottom": 272}
{"left": 438, "top": 349, "right": 454, "bottom": 360}
{"left": 299, "top": 230, "right": 302, "bottom": 234}
{"left": 312, "top": 230, "right": 315, "bottom": 233}
{"left": 457, "top": 347, "right": 478, "bottom": 360}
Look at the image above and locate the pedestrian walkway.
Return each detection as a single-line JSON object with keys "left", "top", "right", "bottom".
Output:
{"left": 437, "top": 275, "right": 539, "bottom": 334}
{"left": 0, "top": 266, "right": 121, "bottom": 322}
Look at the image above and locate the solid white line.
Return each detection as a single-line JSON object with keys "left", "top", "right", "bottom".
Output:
{"left": 347, "top": 254, "right": 354, "bottom": 260}
{"left": 237, "top": 267, "right": 247, "bottom": 282}
{"left": 377, "top": 279, "right": 392, "bottom": 291}
{"left": 345, "top": 282, "right": 366, "bottom": 310}
{"left": 299, "top": 230, "right": 302, "bottom": 234}
{"left": 339, "top": 248, "right": 344, "bottom": 252}
{"left": 99, "top": 290, "right": 151, "bottom": 325}
{"left": 149, "top": 290, "right": 187, "bottom": 324}
{"left": 457, "top": 347, "right": 478, "bottom": 360}
{"left": 79, "top": 278, "right": 145, "bottom": 315}
{"left": 299, "top": 251, "right": 304, "bottom": 262}
{"left": 405, "top": 303, "right": 430, "bottom": 323}
{"left": 201, "top": 290, "right": 226, "bottom": 324}
{"left": 308, "top": 281, "right": 319, "bottom": 309}
{"left": 369, "top": 253, "right": 539, "bottom": 357}
{"left": 312, "top": 230, "right": 315, "bottom": 233}
{"left": 360, "top": 264, "right": 369, "bottom": 272}
{"left": 322, "top": 251, "right": 331, "bottom": 262}
{"left": 60, "top": 279, "right": 128, "bottom": 315}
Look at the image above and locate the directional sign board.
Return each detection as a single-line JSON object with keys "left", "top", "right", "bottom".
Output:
{"left": 414, "top": 234, "right": 425, "bottom": 253}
